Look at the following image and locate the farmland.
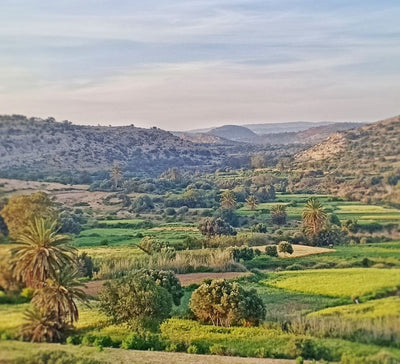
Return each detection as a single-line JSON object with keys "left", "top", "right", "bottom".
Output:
{"left": 1, "top": 171, "right": 400, "bottom": 363}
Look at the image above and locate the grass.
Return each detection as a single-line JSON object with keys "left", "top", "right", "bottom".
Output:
{"left": 309, "top": 296, "right": 400, "bottom": 320}
{"left": 266, "top": 268, "right": 400, "bottom": 298}
{"left": 247, "top": 241, "right": 400, "bottom": 270}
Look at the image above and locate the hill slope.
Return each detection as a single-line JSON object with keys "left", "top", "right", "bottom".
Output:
{"left": 294, "top": 115, "right": 400, "bottom": 204}
{"left": 0, "top": 115, "right": 227, "bottom": 179}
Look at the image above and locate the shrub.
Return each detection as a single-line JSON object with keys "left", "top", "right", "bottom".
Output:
{"left": 251, "top": 223, "right": 267, "bottom": 233}
{"left": 190, "top": 279, "right": 265, "bottom": 327}
{"left": 66, "top": 335, "right": 82, "bottom": 345}
{"left": 121, "top": 332, "right": 164, "bottom": 351}
{"left": 278, "top": 241, "right": 293, "bottom": 255}
{"left": 230, "top": 246, "right": 254, "bottom": 262}
{"left": 99, "top": 275, "right": 172, "bottom": 329}
{"left": 198, "top": 217, "right": 236, "bottom": 237}
{"left": 187, "top": 345, "right": 198, "bottom": 354}
{"left": 13, "top": 351, "right": 104, "bottom": 364}
{"left": 265, "top": 245, "right": 278, "bottom": 257}
{"left": 209, "top": 344, "right": 226, "bottom": 355}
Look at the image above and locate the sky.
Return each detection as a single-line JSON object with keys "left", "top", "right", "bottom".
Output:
{"left": 0, "top": 1, "right": 399, "bottom": 130}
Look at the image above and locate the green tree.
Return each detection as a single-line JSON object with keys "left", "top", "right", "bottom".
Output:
{"left": 278, "top": 241, "right": 293, "bottom": 255}
{"left": 270, "top": 204, "right": 287, "bottom": 225}
{"left": 190, "top": 279, "right": 265, "bottom": 327}
{"left": 245, "top": 195, "right": 258, "bottom": 211}
{"left": 198, "top": 217, "right": 236, "bottom": 238}
{"left": 99, "top": 275, "right": 172, "bottom": 329}
{"left": 31, "top": 268, "right": 88, "bottom": 325}
{"left": 220, "top": 190, "right": 236, "bottom": 210}
{"left": 11, "top": 218, "right": 76, "bottom": 288}
{"left": 1, "top": 192, "right": 56, "bottom": 239}
{"left": 132, "top": 269, "right": 183, "bottom": 306}
{"left": 302, "top": 198, "right": 327, "bottom": 238}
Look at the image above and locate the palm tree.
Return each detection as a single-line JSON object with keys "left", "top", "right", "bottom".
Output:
{"left": 111, "top": 163, "right": 123, "bottom": 188}
{"left": 32, "top": 267, "right": 88, "bottom": 325}
{"left": 302, "top": 198, "right": 327, "bottom": 237}
{"left": 12, "top": 218, "right": 76, "bottom": 288}
{"left": 245, "top": 195, "right": 258, "bottom": 211}
{"left": 271, "top": 204, "right": 287, "bottom": 225}
{"left": 20, "top": 307, "right": 63, "bottom": 343}
{"left": 220, "top": 190, "right": 236, "bottom": 210}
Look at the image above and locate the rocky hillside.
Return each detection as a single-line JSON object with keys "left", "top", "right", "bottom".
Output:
{"left": 0, "top": 115, "right": 226, "bottom": 180}
{"left": 0, "top": 115, "right": 304, "bottom": 181}
{"left": 294, "top": 115, "right": 400, "bottom": 204}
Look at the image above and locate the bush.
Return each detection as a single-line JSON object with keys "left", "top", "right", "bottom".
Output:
{"left": 13, "top": 351, "right": 104, "bottom": 364}
{"left": 187, "top": 345, "right": 198, "bottom": 354}
{"left": 265, "top": 245, "right": 278, "bottom": 257}
{"left": 209, "top": 344, "right": 226, "bottom": 355}
{"left": 121, "top": 332, "right": 164, "bottom": 351}
{"left": 278, "top": 241, "right": 293, "bottom": 255}
{"left": 66, "top": 335, "right": 82, "bottom": 345}
{"left": 190, "top": 279, "right": 265, "bottom": 327}
{"left": 230, "top": 246, "right": 254, "bottom": 262}
{"left": 99, "top": 275, "right": 172, "bottom": 329}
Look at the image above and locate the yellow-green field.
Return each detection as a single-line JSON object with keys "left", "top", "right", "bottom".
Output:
{"left": 309, "top": 296, "right": 400, "bottom": 320}
{"left": 266, "top": 268, "right": 400, "bottom": 298}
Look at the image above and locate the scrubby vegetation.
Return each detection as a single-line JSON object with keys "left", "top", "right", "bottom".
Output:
{"left": 1, "top": 115, "right": 400, "bottom": 362}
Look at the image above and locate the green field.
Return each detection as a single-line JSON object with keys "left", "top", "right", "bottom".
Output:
{"left": 309, "top": 296, "right": 400, "bottom": 320}
{"left": 266, "top": 268, "right": 400, "bottom": 298}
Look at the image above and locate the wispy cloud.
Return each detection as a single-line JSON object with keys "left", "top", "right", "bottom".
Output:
{"left": 0, "top": 0, "right": 399, "bottom": 128}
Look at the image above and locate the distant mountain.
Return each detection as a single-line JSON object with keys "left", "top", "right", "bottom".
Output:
{"left": 173, "top": 132, "right": 237, "bottom": 145}
{"left": 244, "top": 121, "right": 335, "bottom": 135}
{"left": 208, "top": 125, "right": 261, "bottom": 143}
{"left": 191, "top": 122, "right": 364, "bottom": 145}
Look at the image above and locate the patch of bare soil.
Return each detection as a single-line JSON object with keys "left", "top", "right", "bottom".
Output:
{"left": 253, "top": 244, "right": 334, "bottom": 258}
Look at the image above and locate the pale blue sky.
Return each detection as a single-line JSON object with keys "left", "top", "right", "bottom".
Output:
{"left": 0, "top": 1, "right": 399, "bottom": 129}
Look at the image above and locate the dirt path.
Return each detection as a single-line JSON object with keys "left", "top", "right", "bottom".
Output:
{"left": 83, "top": 271, "right": 251, "bottom": 297}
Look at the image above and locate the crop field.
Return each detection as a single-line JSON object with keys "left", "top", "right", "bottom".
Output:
{"left": 309, "top": 296, "right": 400, "bottom": 320}
{"left": 266, "top": 268, "right": 400, "bottom": 298}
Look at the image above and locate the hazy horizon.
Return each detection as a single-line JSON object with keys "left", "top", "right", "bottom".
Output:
{"left": 1, "top": 1, "right": 399, "bottom": 130}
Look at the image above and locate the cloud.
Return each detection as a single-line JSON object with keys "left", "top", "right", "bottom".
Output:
{"left": 0, "top": 0, "right": 399, "bottom": 128}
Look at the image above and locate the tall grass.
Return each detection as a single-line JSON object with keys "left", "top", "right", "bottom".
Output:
{"left": 94, "top": 249, "right": 245, "bottom": 279}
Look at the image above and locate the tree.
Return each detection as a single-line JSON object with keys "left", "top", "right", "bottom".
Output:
{"left": 110, "top": 163, "right": 123, "bottom": 188}
{"left": 77, "top": 252, "right": 95, "bottom": 279}
{"left": 220, "top": 190, "right": 236, "bottom": 210}
{"left": 265, "top": 245, "right": 278, "bottom": 257}
{"left": 132, "top": 269, "right": 183, "bottom": 306}
{"left": 302, "top": 198, "right": 327, "bottom": 238}
{"left": 137, "top": 237, "right": 166, "bottom": 255}
{"left": 99, "top": 275, "right": 172, "bottom": 329}
{"left": 31, "top": 267, "right": 88, "bottom": 325}
{"left": 190, "top": 279, "right": 265, "bottom": 327}
{"left": 0, "top": 192, "right": 56, "bottom": 239}
{"left": 278, "top": 241, "right": 293, "bottom": 255}
{"left": 131, "top": 195, "right": 154, "bottom": 213}
{"left": 19, "top": 307, "right": 63, "bottom": 343}
{"left": 11, "top": 218, "right": 76, "bottom": 288}
{"left": 270, "top": 204, "right": 287, "bottom": 225}
{"left": 251, "top": 223, "right": 267, "bottom": 233}
{"left": 245, "top": 195, "right": 258, "bottom": 211}
{"left": 198, "top": 217, "right": 236, "bottom": 238}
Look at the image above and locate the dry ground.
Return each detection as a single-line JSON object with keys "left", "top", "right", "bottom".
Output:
{"left": 253, "top": 244, "right": 334, "bottom": 258}
{"left": 0, "top": 341, "right": 298, "bottom": 364}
